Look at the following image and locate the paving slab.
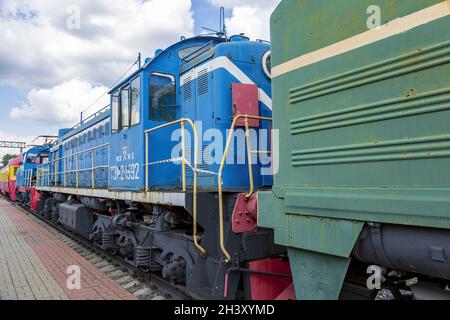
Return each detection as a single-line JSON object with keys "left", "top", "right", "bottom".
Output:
{"left": 0, "top": 198, "right": 138, "bottom": 300}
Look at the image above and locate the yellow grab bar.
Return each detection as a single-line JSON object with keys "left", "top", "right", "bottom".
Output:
{"left": 244, "top": 118, "right": 254, "bottom": 198}
{"left": 145, "top": 118, "right": 206, "bottom": 255}
{"left": 40, "top": 143, "right": 108, "bottom": 189}
{"left": 91, "top": 149, "right": 95, "bottom": 189}
{"left": 217, "top": 114, "right": 272, "bottom": 263}
{"left": 181, "top": 121, "right": 186, "bottom": 192}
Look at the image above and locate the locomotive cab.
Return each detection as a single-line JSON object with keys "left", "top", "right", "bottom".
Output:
{"left": 16, "top": 145, "right": 50, "bottom": 205}
{"left": 108, "top": 36, "right": 273, "bottom": 193}
{"left": 108, "top": 47, "right": 184, "bottom": 191}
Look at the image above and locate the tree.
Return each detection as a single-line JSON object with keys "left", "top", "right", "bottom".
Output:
{"left": 1, "top": 154, "right": 18, "bottom": 167}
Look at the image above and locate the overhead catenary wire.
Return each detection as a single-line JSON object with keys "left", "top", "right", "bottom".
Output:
{"left": 80, "top": 59, "right": 139, "bottom": 116}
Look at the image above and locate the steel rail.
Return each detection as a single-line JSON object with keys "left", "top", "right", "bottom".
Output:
{"left": 5, "top": 195, "right": 193, "bottom": 300}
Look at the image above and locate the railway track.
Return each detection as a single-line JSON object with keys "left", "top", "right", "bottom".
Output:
{"left": 4, "top": 196, "right": 400, "bottom": 301}
{"left": 5, "top": 197, "right": 192, "bottom": 300}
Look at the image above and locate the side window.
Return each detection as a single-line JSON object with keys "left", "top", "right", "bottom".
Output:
{"left": 149, "top": 73, "right": 176, "bottom": 121}
{"left": 105, "top": 122, "right": 110, "bottom": 135}
{"left": 121, "top": 85, "right": 130, "bottom": 129}
{"left": 112, "top": 93, "right": 120, "bottom": 132}
{"left": 130, "top": 76, "right": 141, "bottom": 126}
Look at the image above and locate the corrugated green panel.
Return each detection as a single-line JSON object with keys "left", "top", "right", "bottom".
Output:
{"left": 259, "top": 190, "right": 364, "bottom": 256}
{"left": 266, "top": 0, "right": 450, "bottom": 231}
{"left": 261, "top": 0, "right": 450, "bottom": 300}
{"left": 271, "top": 0, "right": 443, "bottom": 66}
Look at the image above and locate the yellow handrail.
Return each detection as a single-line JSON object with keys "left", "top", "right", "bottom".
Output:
{"left": 23, "top": 169, "right": 32, "bottom": 188}
{"left": 54, "top": 152, "right": 58, "bottom": 187}
{"left": 91, "top": 149, "right": 95, "bottom": 189}
{"left": 145, "top": 118, "right": 206, "bottom": 256}
{"left": 37, "top": 167, "right": 51, "bottom": 187}
{"left": 244, "top": 118, "right": 254, "bottom": 198}
{"left": 28, "top": 169, "right": 34, "bottom": 188}
{"left": 64, "top": 158, "right": 67, "bottom": 187}
{"left": 36, "top": 143, "right": 109, "bottom": 190}
{"left": 181, "top": 121, "right": 186, "bottom": 192}
{"left": 217, "top": 114, "right": 272, "bottom": 262}
{"left": 75, "top": 153, "right": 79, "bottom": 188}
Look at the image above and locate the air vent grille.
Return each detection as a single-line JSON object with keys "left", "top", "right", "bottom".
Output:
{"left": 198, "top": 69, "right": 208, "bottom": 95}
{"left": 183, "top": 77, "right": 192, "bottom": 101}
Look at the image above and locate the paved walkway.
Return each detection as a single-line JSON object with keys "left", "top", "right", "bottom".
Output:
{"left": 0, "top": 198, "right": 137, "bottom": 300}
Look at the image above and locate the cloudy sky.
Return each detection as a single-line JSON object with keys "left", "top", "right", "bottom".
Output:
{"left": 0, "top": 0, "right": 280, "bottom": 157}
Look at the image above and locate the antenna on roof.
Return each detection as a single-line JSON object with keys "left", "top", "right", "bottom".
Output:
{"left": 201, "top": 6, "right": 227, "bottom": 39}
{"left": 219, "top": 7, "right": 226, "bottom": 37}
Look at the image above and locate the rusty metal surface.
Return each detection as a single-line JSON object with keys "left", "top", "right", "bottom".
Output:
{"left": 232, "top": 84, "right": 260, "bottom": 127}
{"left": 231, "top": 193, "right": 257, "bottom": 233}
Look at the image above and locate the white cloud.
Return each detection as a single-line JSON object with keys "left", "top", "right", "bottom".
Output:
{"left": 208, "top": 0, "right": 280, "bottom": 40}
{"left": 0, "top": 0, "right": 279, "bottom": 132}
{"left": 9, "top": 79, "right": 109, "bottom": 126}
{"left": 208, "top": 0, "right": 280, "bottom": 9}
{"left": 0, "top": 0, "right": 194, "bottom": 126}
{"left": 0, "top": 0, "right": 194, "bottom": 88}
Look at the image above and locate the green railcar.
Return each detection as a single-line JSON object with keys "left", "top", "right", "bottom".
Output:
{"left": 259, "top": 0, "right": 450, "bottom": 299}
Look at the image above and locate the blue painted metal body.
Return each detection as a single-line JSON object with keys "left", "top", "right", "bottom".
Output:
{"left": 44, "top": 36, "right": 272, "bottom": 193}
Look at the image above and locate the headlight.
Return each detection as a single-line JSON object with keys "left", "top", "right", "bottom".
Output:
{"left": 262, "top": 51, "right": 272, "bottom": 79}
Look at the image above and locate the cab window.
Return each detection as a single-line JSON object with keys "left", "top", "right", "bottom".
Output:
{"left": 112, "top": 76, "right": 141, "bottom": 132}
{"left": 112, "top": 93, "right": 120, "bottom": 132}
{"left": 121, "top": 85, "right": 130, "bottom": 129}
{"left": 149, "top": 72, "right": 176, "bottom": 122}
{"left": 26, "top": 153, "right": 38, "bottom": 164}
{"left": 130, "top": 76, "right": 141, "bottom": 126}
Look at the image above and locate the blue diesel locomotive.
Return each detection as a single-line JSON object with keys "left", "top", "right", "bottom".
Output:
{"left": 15, "top": 144, "right": 51, "bottom": 207}
{"left": 34, "top": 35, "right": 291, "bottom": 299}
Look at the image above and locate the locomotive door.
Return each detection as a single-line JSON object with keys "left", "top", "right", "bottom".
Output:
{"left": 195, "top": 66, "right": 214, "bottom": 131}
{"left": 145, "top": 72, "right": 180, "bottom": 189}
{"left": 194, "top": 65, "right": 215, "bottom": 187}
{"left": 181, "top": 66, "right": 213, "bottom": 130}
{"left": 181, "top": 65, "right": 214, "bottom": 187}
{"left": 109, "top": 75, "right": 144, "bottom": 191}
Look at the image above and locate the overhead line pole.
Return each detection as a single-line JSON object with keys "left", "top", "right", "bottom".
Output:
{"left": 0, "top": 140, "right": 26, "bottom": 153}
